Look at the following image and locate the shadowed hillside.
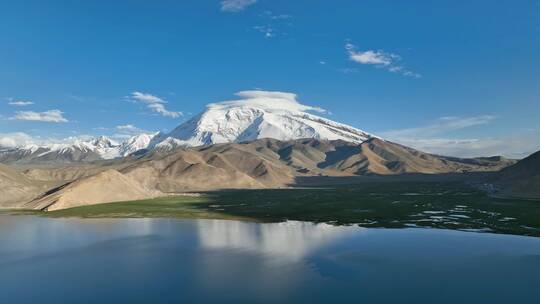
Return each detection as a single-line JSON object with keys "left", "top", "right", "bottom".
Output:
{"left": 491, "top": 151, "right": 540, "bottom": 199}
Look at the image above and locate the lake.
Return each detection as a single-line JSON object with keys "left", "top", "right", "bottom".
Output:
{"left": 1, "top": 214, "right": 539, "bottom": 303}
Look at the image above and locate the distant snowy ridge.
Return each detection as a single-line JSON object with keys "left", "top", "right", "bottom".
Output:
{"left": 0, "top": 133, "right": 157, "bottom": 162}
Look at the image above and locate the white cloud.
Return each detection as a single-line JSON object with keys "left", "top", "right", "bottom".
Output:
{"left": 116, "top": 124, "right": 139, "bottom": 132}
{"left": 253, "top": 25, "right": 275, "bottom": 38}
{"left": 115, "top": 124, "right": 150, "bottom": 136}
{"left": 8, "top": 100, "right": 34, "bottom": 106}
{"left": 209, "top": 90, "right": 326, "bottom": 114}
{"left": 10, "top": 110, "right": 68, "bottom": 123}
{"left": 147, "top": 103, "right": 182, "bottom": 118}
{"left": 221, "top": 0, "right": 257, "bottom": 12}
{"left": 268, "top": 13, "right": 291, "bottom": 20}
{"left": 0, "top": 132, "right": 93, "bottom": 148}
{"left": 392, "top": 137, "right": 540, "bottom": 159}
{"left": 0, "top": 132, "right": 36, "bottom": 148}
{"left": 379, "top": 115, "right": 540, "bottom": 158}
{"left": 347, "top": 49, "right": 393, "bottom": 66}
{"left": 130, "top": 92, "right": 165, "bottom": 104}
{"left": 260, "top": 10, "right": 292, "bottom": 20}
{"left": 129, "top": 92, "right": 182, "bottom": 118}
{"left": 345, "top": 42, "right": 421, "bottom": 78}
{"left": 253, "top": 11, "right": 292, "bottom": 38}
{"left": 382, "top": 115, "right": 497, "bottom": 138}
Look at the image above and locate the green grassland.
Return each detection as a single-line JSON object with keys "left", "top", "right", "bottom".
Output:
{"left": 37, "top": 182, "right": 540, "bottom": 236}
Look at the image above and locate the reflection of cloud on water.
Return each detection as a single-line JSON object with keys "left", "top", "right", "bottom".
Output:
{"left": 196, "top": 220, "right": 360, "bottom": 261}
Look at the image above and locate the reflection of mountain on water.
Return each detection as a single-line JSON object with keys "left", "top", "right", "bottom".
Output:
{"left": 196, "top": 220, "right": 359, "bottom": 261}
{"left": 0, "top": 216, "right": 160, "bottom": 251}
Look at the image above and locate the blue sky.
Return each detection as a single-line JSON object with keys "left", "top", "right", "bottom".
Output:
{"left": 0, "top": 0, "right": 539, "bottom": 157}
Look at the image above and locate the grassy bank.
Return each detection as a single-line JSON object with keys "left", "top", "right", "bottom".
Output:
{"left": 38, "top": 182, "right": 540, "bottom": 236}
{"left": 46, "top": 195, "right": 255, "bottom": 221}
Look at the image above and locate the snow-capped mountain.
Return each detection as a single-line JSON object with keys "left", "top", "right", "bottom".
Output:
{"left": 117, "top": 133, "right": 156, "bottom": 156}
{"left": 0, "top": 90, "right": 376, "bottom": 163}
{"left": 153, "top": 90, "right": 374, "bottom": 150}
{"left": 0, "top": 134, "right": 156, "bottom": 164}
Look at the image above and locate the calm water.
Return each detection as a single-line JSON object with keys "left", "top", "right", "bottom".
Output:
{"left": 1, "top": 215, "right": 539, "bottom": 303}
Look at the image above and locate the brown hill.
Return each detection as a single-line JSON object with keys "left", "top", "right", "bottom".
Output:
{"left": 24, "top": 169, "right": 160, "bottom": 211}
{"left": 334, "top": 138, "right": 514, "bottom": 175}
{"left": 492, "top": 150, "right": 540, "bottom": 199}
{"left": 121, "top": 142, "right": 297, "bottom": 191}
{"left": 0, "top": 164, "right": 46, "bottom": 208}
{"left": 118, "top": 138, "right": 514, "bottom": 193}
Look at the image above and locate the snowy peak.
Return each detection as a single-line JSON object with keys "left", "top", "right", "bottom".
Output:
{"left": 0, "top": 133, "right": 157, "bottom": 163}
{"left": 89, "top": 136, "right": 118, "bottom": 149}
{"left": 153, "top": 137, "right": 185, "bottom": 152}
{"left": 82, "top": 133, "right": 156, "bottom": 159}
{"left": 118, "top": 133, "right": 156, "bottom": 156}
{"left": 162, "top": 90, "right": 374, "bottom": 148}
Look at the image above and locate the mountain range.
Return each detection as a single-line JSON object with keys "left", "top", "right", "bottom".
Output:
{"left": 1, "top": 91, "right": 374, "bottom": 164}
{"left": 0, "top": 92, "right": 537, "bottom": 210}
{"left": 0, "top": 134, "right": 154, "bottom": 164}
{"left": 1, "top": 136, "right": 521, "bottom": 211}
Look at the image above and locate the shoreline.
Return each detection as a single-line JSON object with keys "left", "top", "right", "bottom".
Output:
{"left": 2, "top": 183, "right": 540, "bottom": 237}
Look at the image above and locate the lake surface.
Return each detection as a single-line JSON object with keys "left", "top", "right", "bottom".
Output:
{"left": 1, "top": 215, "right": 539, "bottom": 303}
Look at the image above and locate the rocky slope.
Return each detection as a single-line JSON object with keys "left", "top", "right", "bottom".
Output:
{"left": 490, "top": 150, "right": 540, "bottom": 199}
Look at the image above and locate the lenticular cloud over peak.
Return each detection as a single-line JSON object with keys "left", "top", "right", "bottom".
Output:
{"left": 208, "top": 90, "right": 326, "bottom": 114}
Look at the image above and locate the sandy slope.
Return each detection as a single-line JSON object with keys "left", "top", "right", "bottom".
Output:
{"left": 0, "top": 164, "right": 45, "bottom": 208}
{"left": 24, "top": 169, "right": 160, "bottom": 211}
{"left": 122, "top": 143, "right": 297, "bottom": 191}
